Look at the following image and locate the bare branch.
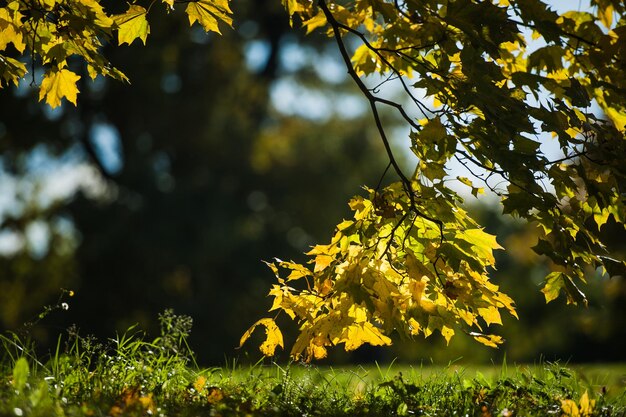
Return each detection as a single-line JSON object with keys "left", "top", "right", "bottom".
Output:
{"left": 328, "top": 18, "right": 435, "bottom": 121}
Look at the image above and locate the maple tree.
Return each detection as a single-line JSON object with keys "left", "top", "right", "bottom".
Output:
{"left": 2, "top": 0, "right": 626, "bottom": 361}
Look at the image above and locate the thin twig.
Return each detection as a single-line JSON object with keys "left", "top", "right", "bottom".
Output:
{"left": 318, "top": 0, "right": 444, "bottom": 244}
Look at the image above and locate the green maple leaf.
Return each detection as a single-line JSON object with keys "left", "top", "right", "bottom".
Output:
{"left": 113, "top": 5, "right": 150, "bottom": 46}
{"left": 541, "top": 271, "right": 564, "bottom": 303}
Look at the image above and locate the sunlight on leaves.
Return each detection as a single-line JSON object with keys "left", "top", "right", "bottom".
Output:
{"left": 38, "top": 68, "right": 81, "bottom": 108}
{"left": 186, "top": 0, "right": 233, "bottom": 33}
{"left": 251, "top": 182, "right": 517, "bottom": 361}
{"left": 114, "top": 5, "right": 150, "bottom": 46}
{"left": 240, "top": 318, "right": 284, "bottom": 356}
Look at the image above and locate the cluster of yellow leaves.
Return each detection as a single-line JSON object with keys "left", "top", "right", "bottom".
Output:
{"left": 241, "top": 182, "right": 517, "bottom": 361}
{"left": 0, "top": 0, "right": 232, "bottom": 108}
{"left": 561, "top": 391, "right": 596, "bottom": 417}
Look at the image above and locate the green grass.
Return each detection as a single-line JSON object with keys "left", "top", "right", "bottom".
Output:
{"left": 1, "top": 310, "right": 625, "bottom": 417}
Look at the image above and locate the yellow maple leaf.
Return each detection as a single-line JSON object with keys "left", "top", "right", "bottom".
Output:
{"left": 76, "top": 0, "right": 114, "bottom": 28}
{"left": 477, "top": 305, "right": 502, "bottom": 326}
{"left": 561, "top": 392, "right": 595, "bottom": 417}
{"left": 455, "top": 228, "right": 503, "bottom": 265}
{"left": 314, "top": 254, "right": 334, "bottom": 272}
{"left": 458, "top": 309, "right": 476, "bottom": 326}
{"left": 281, "top": 261, "right": 312, "bottom": 280}
{"left": 316, "top": 278, "right": 333, "bottom": 296}
{"left": 351, "top": 44, "right": 377, "bottom": 76}
{"left": 494, "top": 292, "right": 518, "bottom": 319}
{"left": 307, "top": 342, "right": 328, "bottom": 360}
{"left": 605, "top": 107, "right": 626, "bottom": 132}
{"left": 348, "top": 304, "right": 368, "bottom": 323}
{"left": 470, "top": 332, "right": 503, "bottom": 348}
{"left": 0, "top": 9, "right": 26, "bottom": 53}
{"left": 406, "top": 250, "right": 434, "bottom": 283}
{"left": 0, "top": 54, "right": 27, "bottom": 87}
{"left": 441, "top": 325, "right": 455, "bottom": 344}
{"left": 38, "top": 68, "right": 81, "bottom": 108}
{"left": 239, "top": 318, "right": 283, "bottom": 356}
{"left": 408, "top": 318, "right": 421, "bottom": 335}
{"left": 343, "top": 322, "right": 392, "bottom": 351}
{"left": 282, "top": 0, "right": 307, "bottom": 19}
{"left": 598, "top": 4, "right": 614, "bottom": 29}
{"left": 303, "top": 11, "right": 327, "bottom": 34}
{"left": 114, "top": 5, "right": 150, "bottom": 46}
{"left": 408, "top": 279, "right": 426, "bottom": 303}
{"left": 186, "top": 0, "right": 232, "bottom": 34}
{"left": 578, "top": 391, "right": 595, "bottom": 417}
{"left": 561, "top": 399, "right": 580, "bottom": 417}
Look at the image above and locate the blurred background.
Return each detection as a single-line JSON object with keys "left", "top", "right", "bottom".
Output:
{"left": 1, "top": 0, "right": 624, "bottom": 365}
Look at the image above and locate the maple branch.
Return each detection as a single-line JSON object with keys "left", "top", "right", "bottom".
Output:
{"left": 506, "top": 18, "right": 596, "bottom": 47}
{"left": 318, "top": 0, "right": 443, "bottom": 233}
{"left": 456, "top": 149, "right": 506, "bottom": 176}
{"left": 328, "top": 19, "right": 434, "bottom": 121}
{"left": 375, "top": 161, "right": 392, "bottom": 192}
{"left": 393, "top": 0, "right": 422, "bottom": 23}
{"left": 27, "top": 19, "right": 40, "bottom": 87}
{"left": 380, "top": 210, "right": 410, "bottom": 257}
{"left": 545, "top": 151, "right": 588, "bottom": 165}
{"left": 456, "top": 148, "right": 560, "bottom": 205}
{"left": 370, "top": 73, "right": 398, "bottom": 94}
{"left": 454, "top": 154, "right": 504, "bottom": 197}
{"left": 318, "top": 0, "right": 406, "bottom": 176}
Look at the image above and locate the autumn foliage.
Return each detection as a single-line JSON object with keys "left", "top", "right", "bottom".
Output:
{"left": 240, "top": 183, "right": 517, "bottom": 360}
{"left": 0, "top": 0, "right": 231, "bottom": 106}
{"left": 2, "top": 0, "right": 626, "bottom": 361}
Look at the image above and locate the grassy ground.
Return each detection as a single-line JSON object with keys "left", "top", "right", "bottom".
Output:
{"left": 1, "top": 311, "right": 625, "bottom": 417}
